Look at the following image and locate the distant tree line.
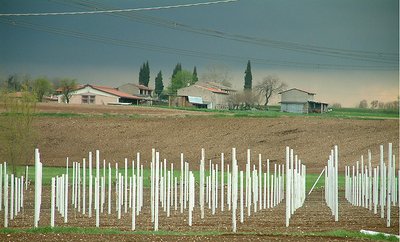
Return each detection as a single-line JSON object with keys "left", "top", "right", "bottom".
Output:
{"left": 357, "top": 99, "right": 399, "bottom": 110}
{"left": 0, "top": 74, "right": 77, "bottom": 103}
{"left": 331, "top": 99, "right": 399, "bottom": 110}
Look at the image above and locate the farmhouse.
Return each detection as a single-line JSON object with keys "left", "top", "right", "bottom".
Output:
{"left": 171, "top": 82, "right": 236, "bottom": 109}
{"left": 117, "top": 83, "right": 153, "bottom": 98}
{"left": 279, "top": 88, "right": 328, "bottom": 113}
{"left": 57, "top": 84, "right": 143, "bottom": 105}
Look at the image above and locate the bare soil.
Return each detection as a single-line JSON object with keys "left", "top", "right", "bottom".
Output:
{"left": 32, "top": 103, "right": 398, "bottom": 173}
{"left": 2, "top": 103, "right": 399, "bottom": 241}
{"left": 1, "top": 186, "right": 398, "bottom": 241}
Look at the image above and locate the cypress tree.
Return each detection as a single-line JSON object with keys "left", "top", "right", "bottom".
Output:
{"left": 172, "top": 63, "right": 182, "bottom": 80}
{"left": 143, "top": 61, "right": 150, "bottom": 87}
{"left": 192, "top": 66, "right": 199, "bottom": 84}
{"left": 244, "top": 60, "right": 252, "bottom": 90}
{"left": 155, "top": 71, "right": 164, "bottom": 98}
{"left": 138, "top": 62, "right": 145, "bottom": 85}
{"left": 138, "top": 61, "right": 150, "bottom": 86}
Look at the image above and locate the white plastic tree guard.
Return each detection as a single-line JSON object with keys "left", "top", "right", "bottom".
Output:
{"left": 34, "top": 148, "right": 43, "bottom": 228}
{"left": 325, "top": 145, "right": 339, "bottom": 221}
{"left": 344, "top": 143, "right": 398, "bottom": 228}
{"left": 286, "top": 147, "right": 307, "bottom": 227}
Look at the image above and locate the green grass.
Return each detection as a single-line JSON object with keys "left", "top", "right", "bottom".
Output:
{"left": 4, "top": 105, "right": 396, "bottom": 120}
{"left": 313, "top": 107, "right": 399, "bottom": 120}
{"left": 158, "top": 105, "right": 399, "bottom": 120}
{"left": 10, "top": 165, "right": 345, "bottom": 193}
{"left": 0, "top": 227, "right": 397, "bottom": 240}
{"left": 306, "top": 172, "right": 346, "bottom": 192}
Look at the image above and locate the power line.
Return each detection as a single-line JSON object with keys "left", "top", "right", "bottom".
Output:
{"left": 0, "top": 17, "right": 396, "bottom": 71}
{"left": 0, "top": 0, "right": 238, "bottom": 16}
{"left": 54, "top": 0, "right": 398, "bottom": 64}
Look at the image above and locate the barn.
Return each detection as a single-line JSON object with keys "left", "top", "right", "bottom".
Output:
{"left": 171, "top": 82, "right": 236, "bottom": 110}
{"left": 279, "top": 88, "right": 328, "bottom": 114}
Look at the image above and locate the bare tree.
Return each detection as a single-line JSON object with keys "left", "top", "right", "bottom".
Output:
{"left": 330, "top": 103, "right": 342, "bottom": 108}
{"left": 201, "top": 64, "right": 232, "bottom": 87}
{"left": 60, "top": 79, "right": 78, "bottom": 103}
{"left": 255, "top": 76, "right": 287, "bottom": 108}
{"left": 227, "top": 90, "right": 259, "bottom": 110}
{"left": 370, "top": 100, "right": 378, "bottom": 109}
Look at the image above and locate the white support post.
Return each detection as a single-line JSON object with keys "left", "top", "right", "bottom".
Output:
{"left": 267, "top": 159, "right": 270, "bottom": 209}
{"left": 154, "top": 152, "right": 160, "bottom": 231}
{"left": 175, "top": 177, "right": 178, "bottom": 211}
{"left": 221, "top": 152, "right": 224, "bottom": 212}
{"left": 95, "top": 177, "right": 99, "bottom": 227}
{"left": 78, "top": 162, "right": 81, "bottom": 213}
{"left": 259, "top": 154, "right": 262, "bottom": 210}
{"left": 180, "top": 153, "right": 183, "bottom": 213}
{"left": 72, "top": 161, "right": 75, "bottom": 207}
{"left": 124, "top": 158, "right": 128, "bottom": 214}
{"left": 200, "top": 149, "right": 205, "bottom": 219}
{"left": 25, "top": 166, "right": 28, "bottom": 190}
{"left": 51, "top": 177, "right": 55, "bottom": 228}
{"left": 107, "top": 163, "right": 111, "bottom": 214}
{"left": 188, "top": 172, "right": 193, "bottom": 226}
{"left": 232, "top": 148, "right": 238, "bottom": 233}
{"left": 10, "top": 174, "right": 14, "bottom": 220}
{"left": 117, "top": 174, "right": 121, "bottom": 219}
{"left": 64, "top": 171, "right": 68, "bottom": 223}
{"left": 216, "top": 163, "right": 218, "bottom": 210}
{"left": 89, "top": 152, "right": 93, "bottom": 218}
{"left": 387, "top": 143, "right": 392, "bottom": 227}
{"left": 83, "top": 159, "right": 86, "bottom": 215}
{"left": 334, "top": 145, "right": 338, "bottom": 221}
{"left": 167, "top": 170, "right": 171, "bottom": 217}
{"left": 285, "top": 146, "right": 290, "bottom": 227}
{"left": 132, "top": 174, "right": 136, "bottom": 231}
{"left": 34, "top": 148, "right": 43, "bottom": 227}
{"left": 240, "top": 170, "right": 244, "bottom": 223}
{"left": 151, "top": 150, "right": 154, "bottom": 222}
{"left": 380, "top": 145, "right": 384, "bottom": 218}
{"left": 4, "top": 173, "right": 8, "bottom": 227}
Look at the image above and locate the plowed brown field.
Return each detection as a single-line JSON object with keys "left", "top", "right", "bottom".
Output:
{"left": 1, "top": 103, "right": 399, "bottom": 241}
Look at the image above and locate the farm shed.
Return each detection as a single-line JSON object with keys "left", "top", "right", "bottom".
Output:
{"left": 172, "top": 82, "right": 235, "bottom": 109}
{"left": 279, "top": 88, "right": 328, "bottom": 114}
{"left": 57, "top": 84, "right": 143, "bottom": 105}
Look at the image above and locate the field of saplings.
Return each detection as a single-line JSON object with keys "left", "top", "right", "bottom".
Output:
{"left": 0, "top": 104, "right": 399, "bottom": 241}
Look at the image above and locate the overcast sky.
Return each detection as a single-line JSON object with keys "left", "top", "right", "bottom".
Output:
{"left": 0, "top": 0, "right": 398, "bottom": 107}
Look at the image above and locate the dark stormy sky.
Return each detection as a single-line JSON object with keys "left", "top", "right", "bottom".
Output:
{"left": 0, "top": 0, "right": 398, "bottom": 106}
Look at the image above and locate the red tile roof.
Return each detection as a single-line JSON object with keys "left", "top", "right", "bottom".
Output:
{"left": 195, "top": 84, "right": 228, "bottom": 94}
{"left": 89, "top": 85, "right": 142, "bottom": 99}
{"left": 72, "top": 84, "right": 142, "bottom": 99}
{"left": 205, "top": 86, "right": 228, "bottom": 94}
{"left": 135, "top": 84, "right": 153, "bottom": 91}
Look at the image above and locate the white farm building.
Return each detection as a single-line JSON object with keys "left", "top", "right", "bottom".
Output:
{"left": 279, "top": 88, "right": 328, "bottom": 114}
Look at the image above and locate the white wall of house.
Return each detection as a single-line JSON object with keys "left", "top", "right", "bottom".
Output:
{"left": 58, "top": 86, "right": 119, "bottom": 105}
{"left": 69, "top": 93, "right": 118, "bottom": 105}
{"left": 281, "top": 89, "right": 314, "bottom": 103}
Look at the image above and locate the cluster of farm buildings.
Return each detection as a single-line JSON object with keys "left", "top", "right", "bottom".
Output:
{"left": 55, "top": 82, "right": 328, "bottom": 114}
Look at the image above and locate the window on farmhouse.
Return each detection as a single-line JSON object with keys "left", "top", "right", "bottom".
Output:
{"left": 82, "top": 95, "right": 95, "bottom": 104}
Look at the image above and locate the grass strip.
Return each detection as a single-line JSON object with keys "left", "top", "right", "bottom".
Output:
{"left": 0, "top": 227, "right": 397, "bottom": 240}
